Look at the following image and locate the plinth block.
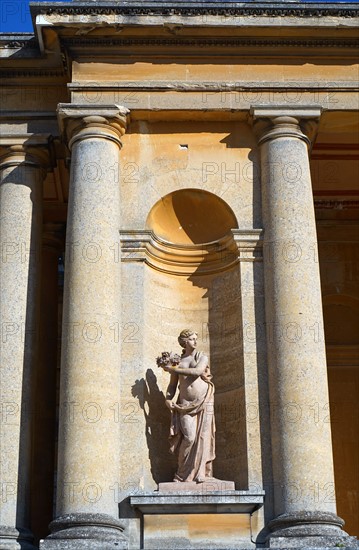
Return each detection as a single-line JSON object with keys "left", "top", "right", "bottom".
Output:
{"left": 0, "top": 526, "right": 37, "bottom": 550}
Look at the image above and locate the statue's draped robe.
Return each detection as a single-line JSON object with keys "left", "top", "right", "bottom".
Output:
{"left": 169, "top": 351, "right": 216, "bottom": 482}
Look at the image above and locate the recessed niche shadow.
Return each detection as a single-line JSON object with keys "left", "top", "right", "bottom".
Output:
{"left": 147, "top": 188, "right": 238, "bottom": 245}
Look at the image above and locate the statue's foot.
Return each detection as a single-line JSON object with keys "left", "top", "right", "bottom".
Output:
{"left": 173, "top": 474, "right": 182, "bottom": 482}
{"left": 195, "top": 477, "right": 206, "bottom": 483}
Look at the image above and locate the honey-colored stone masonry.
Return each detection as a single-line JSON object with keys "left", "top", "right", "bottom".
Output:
{"left": 0, "top": 2, "right": 358, "bottom": 549}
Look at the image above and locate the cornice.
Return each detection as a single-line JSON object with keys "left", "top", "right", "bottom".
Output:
{"left": 68, "top": 81, "right": 359, "bottom": 93}
{"left": 61, "top": 36, "right": 359, "bottom": 50}
{"left": 32, "top": 3, "right": 359, "bottom": 18}
{"left": 0, "top": 36, "right": 68, "bottom": 79}
{"left": 0, "top": 69, "right": 66, "bottom": 78}
{"left": 0, "top": 37, "right": 38, "bottom": 50}
{"left": 4, "top": 36, "right": 358, "bottom": 52}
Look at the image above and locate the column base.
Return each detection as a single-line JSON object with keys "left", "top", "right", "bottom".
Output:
{"left": 0, "top": 526, "right": 37, "bottom": 550}
{"left": 40, "top": 513, "right": 128, "bottom": 549}
{"left": 267, "top": 511, "right": 358, "bottom": 548}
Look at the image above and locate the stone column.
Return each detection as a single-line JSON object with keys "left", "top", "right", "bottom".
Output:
{"left": 0, "top": 138, "right": 48, "bottom": 549}
{"left": 41, "top": 105, "right": 129, "bottom": 549}
{"left": 251, "top": 107, "right": 352, "bottom": 547}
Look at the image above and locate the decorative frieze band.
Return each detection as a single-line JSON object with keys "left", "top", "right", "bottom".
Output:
{"left": 36, "top": 4, "right": 359, "bottom": 19}
{"left": 61, "top": 37, "right": 359, "bottom": 50}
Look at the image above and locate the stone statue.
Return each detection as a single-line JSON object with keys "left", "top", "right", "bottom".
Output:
{"left": 157, "top": 329, "right": 215, "bottom": 483}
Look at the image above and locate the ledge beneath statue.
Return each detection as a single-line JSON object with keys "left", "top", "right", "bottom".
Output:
{"left": 130, "top": 488, "right": 265, "bottom": 514}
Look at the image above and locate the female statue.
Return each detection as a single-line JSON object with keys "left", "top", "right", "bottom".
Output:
{"left": 157, "top": 329, "right": 215, "bottom": 483}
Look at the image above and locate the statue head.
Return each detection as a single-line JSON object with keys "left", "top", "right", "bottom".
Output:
{"left": 178, "top": 329, "right": 197, "bottom": 349}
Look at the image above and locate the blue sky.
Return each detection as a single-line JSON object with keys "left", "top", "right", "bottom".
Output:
{"left": 0, "top": 0, "right": 71, "bottom": 33}
{"left": 0, "top": 0, "right": 358, "bottom": 34}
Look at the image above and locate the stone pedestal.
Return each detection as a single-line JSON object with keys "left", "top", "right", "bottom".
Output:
{"left": 251, "top": 106, "right": 351, "bottom": 547}
{"left": 131, "top": 489, "right": 265, "bottom": 549}
{"left": 0, "top": 138, "right": 48, "bottom": 549}
{"left": 40, "top": 105, "right": 129, "bottom": 549}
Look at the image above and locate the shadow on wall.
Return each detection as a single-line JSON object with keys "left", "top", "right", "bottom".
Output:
{"left": 147, "top": 187, "right": 238, "bottom": 245}
{"left": 132, "top": 370, "right": 177, "bottom": 484}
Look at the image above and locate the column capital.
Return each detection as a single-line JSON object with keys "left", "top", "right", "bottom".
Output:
{"left": 57, "top": 104, "right": 130, "bottom": 150}
{"left": 0, "top": 134, "right": 52, "bottom": 172}
{"left": 250, "top": 105, "right": 321, "bottom": 147}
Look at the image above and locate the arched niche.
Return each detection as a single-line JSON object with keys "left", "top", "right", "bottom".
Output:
{"left": 146, "top": 188, "right": 239, "bottom": 245}
{"left": 141, "top": 189, "right": 248, "bottom": 488}
{"left": 145, "top": 189, "right": 239, "bottom": 276}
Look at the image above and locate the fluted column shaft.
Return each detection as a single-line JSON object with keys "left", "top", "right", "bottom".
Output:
{"left": 252, "top": 107, "right": 350, "bottom": 546}
{"left": 0, "top": 141, "right": 47, "bottom": 549}
{"left": 41, "top": 105, "right": 129, "bottom": 549}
